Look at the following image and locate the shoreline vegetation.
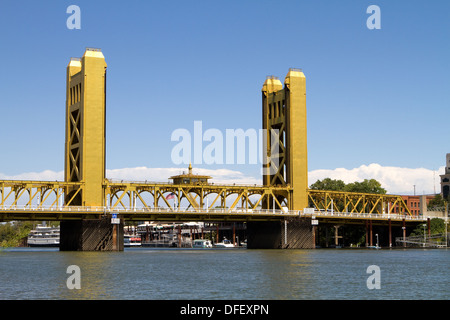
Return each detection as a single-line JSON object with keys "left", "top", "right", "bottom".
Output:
{"left": 0, "top": 221, "right": 42, "bottom": 248}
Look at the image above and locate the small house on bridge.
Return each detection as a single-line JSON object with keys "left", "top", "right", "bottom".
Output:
{"left": 169, "top": 164, "right": 212, "bottom": 185}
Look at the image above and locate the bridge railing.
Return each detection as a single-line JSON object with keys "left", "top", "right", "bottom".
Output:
{"left": 306, "top": 210, "right": 424, "bottom": 221}
{"left": 0, "top": 204, "right": 428, "bottom": 221}
{"left": 0, "top": 205, "right": 294, "bottom": 215}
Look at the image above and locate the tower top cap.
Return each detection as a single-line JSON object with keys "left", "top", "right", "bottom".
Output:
{"left": 286, "top": 68, "right": 304, "bottom": 77}
{"left": 67, "top": 57, "right": 82, "bottom": 69}
{"left": 83, "top": 47, "right": 105, "bottom": 59}
{"left": 262, "top": 76, "right": 283, "bottom": 92}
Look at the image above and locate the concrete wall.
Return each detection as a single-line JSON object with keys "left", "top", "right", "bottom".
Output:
{"left": 60, "top": 217, "right": 124, "bottom": 251}
{"left": 247, "top": 217, "right": 314, "bottom": 249}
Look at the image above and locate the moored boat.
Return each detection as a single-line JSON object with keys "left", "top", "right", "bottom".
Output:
{"left": 27, "top": 224, "right": 60, "bottom": 247}
{"left": 193, "top": 239, "right": 213, "bottom": 248}
{"left": 214, "top": 238, "right": 235, "bottom": 248}
{"left": 124, "top": 234, "right": 142, "bottom": 247}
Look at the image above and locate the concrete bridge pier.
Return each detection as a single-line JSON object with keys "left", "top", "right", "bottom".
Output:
{"left": 60, "top": 217, "right": 124, "bottom": 251}
{"left": 246, "top": 217, "right": 315, "bottom": 249}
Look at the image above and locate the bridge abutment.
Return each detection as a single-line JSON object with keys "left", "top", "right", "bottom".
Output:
{"left": 60, "top": 217, "right": 124, "bottom": 251}
{"left": 247, "top": 218, "right": 315, "bottom": 249}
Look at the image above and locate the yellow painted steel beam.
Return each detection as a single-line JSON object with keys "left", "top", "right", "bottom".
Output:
{"left": 307, "top": 189, "right": 411, "bottom": 215}
{"left": 0, "top": 180, "right": 83, "bottom": 209}
{"left": 0, "top": 181, "right": 423, "bottom": 225}
{"left": 0, "top": 182, "right": 411, "bottom": 217}
{"left": 104, "top": 181, "right": 292, "bottom": 212}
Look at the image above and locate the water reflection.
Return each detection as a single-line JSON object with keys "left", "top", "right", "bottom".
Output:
{"left": 57, "top": 252, "right": 122, "bottom": 299}
{"left": 249, "top": 250, "right": 315, "bottom": 299}
{"left": 0, "top": 247, "right": 448, "bottom": 300}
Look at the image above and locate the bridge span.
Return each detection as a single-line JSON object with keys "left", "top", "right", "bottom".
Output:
{"left": 0, "top": 204, "right": 424, "bottom": 223}
{"left": 1, "top": 179, "right": 413, "bottom": 223}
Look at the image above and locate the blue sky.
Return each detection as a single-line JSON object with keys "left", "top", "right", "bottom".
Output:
{"left": 0, "top": 1, "right": 449, "bottom": 194}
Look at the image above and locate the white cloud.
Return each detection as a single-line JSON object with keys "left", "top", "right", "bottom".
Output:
{"left": 308, "top": 163, "right": 445, "bottom": 195}
{"left": 0, "top": 170, "right": 64, "bottom": 181}
{"left": 0, "top": 163, "right": 445, "bottom": 195}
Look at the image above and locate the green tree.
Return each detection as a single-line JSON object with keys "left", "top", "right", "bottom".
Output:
{"left": 410, "top": 218, "right": 446, "bottom": 236}
{"left": 0, "top": 221, "right": 35, "bottom": 248}
{"left": 309, "top": 178, "right": 346, "bottom": 191}
{"left": 309, "top": 178, "right": 386, "bottom": 194}
{"left": 344, "top": 179, "right": 386, "bottom": 194}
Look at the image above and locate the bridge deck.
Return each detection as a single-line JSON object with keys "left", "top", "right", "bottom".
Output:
{"left": 0, "top": 205, "right": 426, "bottom": 224}
{"left": 0, "top": 179, "right": 415, "bottom": 224}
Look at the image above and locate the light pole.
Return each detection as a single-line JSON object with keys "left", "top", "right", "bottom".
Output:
{"left": 444, "top": 216, "right": 448, "bottom": 247}
{"left": 422, "top": 224, "right": 426, "bottom": 247}
{"left": 402, "top": 226, "right": 406, "bottom": 247}
{"left": 446, "top": 202, "right": 449, "bottom": 247}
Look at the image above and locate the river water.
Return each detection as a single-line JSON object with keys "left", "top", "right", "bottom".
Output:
{"left": 0, "top": 247, "right": 448, "bottom": 300}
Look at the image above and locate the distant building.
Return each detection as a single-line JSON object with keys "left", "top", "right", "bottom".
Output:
{"left": 440, "top": 153, "right": 450, "bottom": 199}
{"left": 390, "top": 194, "right": 434, "bottom": 216}
{"left": 401, "top": 195, "right": 434, "bottom": 216}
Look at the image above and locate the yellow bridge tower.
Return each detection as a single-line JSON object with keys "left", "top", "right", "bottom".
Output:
{"left": 65, "top": 48, "right": 106, "bottom": 206}
{"left": 246, "top": 69, "right": 312, "bottom": 249}
{"left": 61, "top": 48, "right": 123, "bottom": 251}
{"left": 262, "top": 69, "right": 308, "bottom": 211}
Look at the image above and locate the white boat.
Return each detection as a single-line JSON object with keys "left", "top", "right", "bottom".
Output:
{"left": 124, "top": 234, "right": 142, "bottom": 247}
{"left": 214, "top": 238, "right": 235, "bottom": 248}
{"left": 193, "top": 239, "right": 213, "bottom": 248}
{"left": 27, "top": 224, "right": 60, "bottom": 247}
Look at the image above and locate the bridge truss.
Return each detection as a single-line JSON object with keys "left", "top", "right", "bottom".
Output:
{"left": 0, "top": 179, "right": 412, "bottom": 222}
